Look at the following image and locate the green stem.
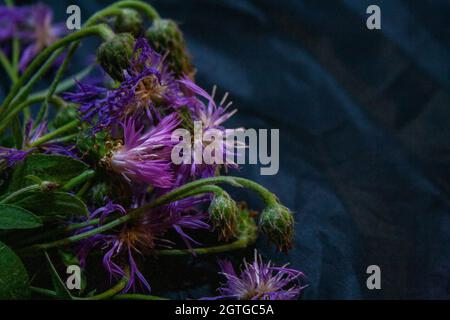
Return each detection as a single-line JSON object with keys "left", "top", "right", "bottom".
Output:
{"left": 0, "top": 49, "right": 64, "bottom": 138}
{"left": 11, "top": 39, "right": 19, "bottom": 81}
{"left": 25, "top": 177, "right": 274, "bottom": 251}
{"left": 0, "top": 50, "right": 17, "bottom": 83}
{"left": 30, "top": 276, "right": 128, "bottom": 300}
{"left": 0, "top": 47, "right": 64, "bottom": 127}
{"left": 29, "top": 119, "right": 80, "bottom": 147}
{"left": 156, "top": 236, "right": 253, "bottom": 256}
{"left": 52, "top": 133, "right": 79, "bottom": 144}
{"left": 30, "top": 286, "right": 58, "bottom": 298}
{"left": 76, "top": 179, "right": 93, "bottom": 197}
{"left": 78, "top": 276, "right": 128, "bottom": 300}
{"left": 62, "top": 170, "right": 95, "bottom": 192}
{"left": 0, "top": 95, "right": 65, "bottom": 135}
{"left": 0, "top": 184, "right": 40, "bottom": 204}
{"left": 113, "top": 0, "right": 160, "bottom": 20}
{"left": 0, "top": 24, "right": 114, "bottom": 117}
{"left": 35, "top": 44, "right": 78, "bottom": 125}
{"left": 29, "top": 65, "right": 93, "bottom": 100}
{"left": 85, "top": 7, "right": 125, "bottom": 26}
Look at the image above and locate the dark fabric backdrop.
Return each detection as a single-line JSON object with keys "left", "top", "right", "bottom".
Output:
{"left": 2, "top": 0, "right": 449, "bottom": 299}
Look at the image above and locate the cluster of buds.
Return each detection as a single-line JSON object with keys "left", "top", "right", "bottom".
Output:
{"left": 97, "top": 17, "right": 194, "bottom": 81}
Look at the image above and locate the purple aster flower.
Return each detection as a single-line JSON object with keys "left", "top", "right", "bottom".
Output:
{"left": 174, "top": 79, "right": 243, "bottom": 180}
{"left": 16, "top": 4, "right": 66, "bottom": 71}
{"left": 130, "top": 38, "right": 182, "bottom": 109}
{"left": 77, "top": 197, "right": 210, "bottom": 293}
{"left": 90, "top": 200, "right": 126, "bottom": 223}
{"left": 64, "top": 38, "right": 182, "bottom": 132}
{"left": 0, "top": 147, "right": 29, "bottom": 169}
{"left": 0, "top": 6, "right": 27, "bottom": 46}
{"left": 178, "top": 78, "right": 237, "bottom": 130}
{"left": 208, "top": 251, "right": 304, "bottom": 300}
{"left": 105, "top": 113, "right": 180, "bottom": 188}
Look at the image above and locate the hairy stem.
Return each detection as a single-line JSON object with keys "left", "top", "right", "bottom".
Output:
{"left": 23, "top": 177, "right": 272, "bottom": 252}
{"left": 62, "top": 170, "right": 95, "bottom": 192}
{"left": 0, "top": 24, "right": 114, "bottom": 117}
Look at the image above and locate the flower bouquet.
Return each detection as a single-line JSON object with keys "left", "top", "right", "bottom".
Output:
{"left": 0, "top": 1, "right": 303, "bottom": 300}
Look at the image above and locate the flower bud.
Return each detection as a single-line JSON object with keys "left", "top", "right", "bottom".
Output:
{"left": 145, "top": 19, "right": 195, "bottom": 77}
{"left": 40, "top": 181, "right": 59, "bottom": 192}
{"left": 209, "top": 192, "right": 239, "bottom": 241}
{"left": 114, "top": 9, "right": 143, "bottom": 37}
{"left": 259, "top": 202, "right": 294, "bottom": 252}
{"left": 96, "top": 33, "right": 135, "bottom": 81}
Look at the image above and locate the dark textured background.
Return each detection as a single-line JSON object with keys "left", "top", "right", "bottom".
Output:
{"left": 2, "top": 0, "right": 450, "bottom": 299}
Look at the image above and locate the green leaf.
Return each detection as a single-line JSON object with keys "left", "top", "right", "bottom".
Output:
{"left": 10, "top": 191, "right": 89, "bottom": 217}
{"left": 0, "top": 204, "right": 42, "bottom": 230}
{"left": 9, "top": 154, "right": 88, "bottom": 191}
{"left": 0, "top": 241, "right": 30, "bottom": 299}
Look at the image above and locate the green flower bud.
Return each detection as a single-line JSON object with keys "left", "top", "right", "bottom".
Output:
{"left": 209, "top": 192, "right": 239, "bottom": 241}
{"left": 96, "top": 33, "right": 135, "bottom": 81}
{"left": 259, "top": 202, "right": 294, "bottom": 252}
{"left": 146, "top": 19, "right": 195, "bottom": 77}
{"left": 114, "top": 9, "right": 143, "bottom": 37}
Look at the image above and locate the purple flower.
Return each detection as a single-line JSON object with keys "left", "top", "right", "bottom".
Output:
{"left": 175, "top": 78, "right": 243, "bottom": 180}
{"left": 64, "top": 38, "right": 182, "bottom": 132}
{"left": 0, "top": 4, "right": 65, "bottom": 71}
{"left": 90, "top": 200, "right": 126, "bottom": 223}
{"left": 129, "top": 38, "right": 182, "bottom": 108}
{"left": 0, "top": 6, "right": 27, "bottom": 44}
{"left": 77, "top": 197, "right": 210, "bottom": 293}
{"left": 209, "top": 251, "right": 304, "bottom": 300}
{"left": 0, "top": 147, "right": 29, "bottom": 169}
{"left": 178, "top": 78, "right": 237, "bottom": 130}
{"left": 106, "top": 113, "right": 180, "bottom": 188}
{"left": 17, "top": 4, "right": 65, "bottom": 71}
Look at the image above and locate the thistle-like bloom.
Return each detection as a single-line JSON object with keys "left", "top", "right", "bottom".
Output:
{"left": 175, "top": 78, "right": 242, "bottom": 180}
{"left": 17, "top": 4, "right": 65, "bottom": 71}
{"left": 178, "top": 77, "right": 237, "bottom": 131}
{"left": 210, "top": 251, "right": 304, "bottom": 300}
{"left": 77, "top": 197, "right": 210, "bottom": 292}
{"left": 0, "top": 4, "right": 65, "bottom": 71}
{"left": 64, "top": 38, "right": 182, "bottom": 131}
{"left": 106, "top": 113, "right": 180, "bottom": 188}
{"left": 0, "top": 6, "right": 27, "bottom": 47}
